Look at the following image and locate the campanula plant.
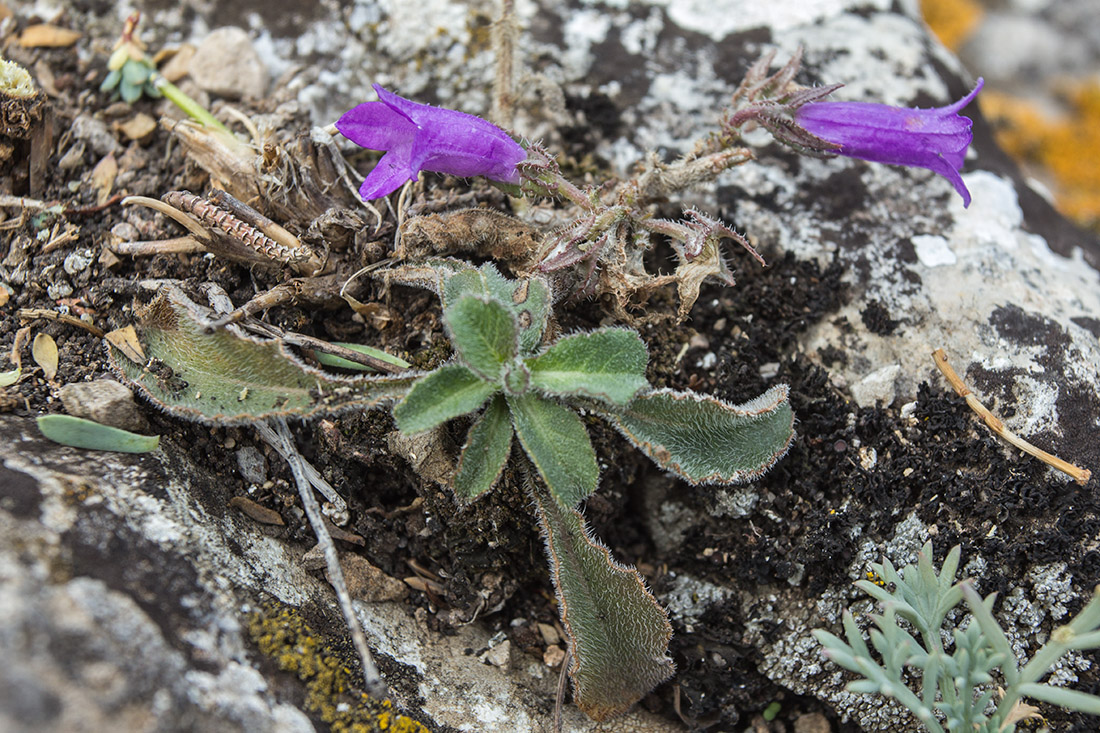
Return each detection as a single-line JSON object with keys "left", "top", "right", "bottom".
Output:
{"left": 387, "top": 258, "right": 794, "bottom": 719}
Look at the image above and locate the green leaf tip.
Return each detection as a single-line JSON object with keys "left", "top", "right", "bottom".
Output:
{"left": 533, "top": 484, "right": 674, "bottom": 721}
{"left": 313, "top": 342, "right": 411, "bottom": 371}
{"left": 599, "top": 385, "right": 794, "bottom": 484}
{"left": 438, "top": 261, "right": 552, "bottom": 355}
{"left": 527, "top": 328, "right": 649, "bottom": 405}
{"left": 508, "top": 393, "right": 598, "bottom": 508}
{"left": 443, "top": 295, "right": 519, "bottom": 380}
{"left": 394, "top": 363, "right": 497, "bottom": 435}
{"left": 37, "top": 414, "right": 160, "bottom": 454}
{"left": 0, "top": 367, "right": 20, "bottom": 387}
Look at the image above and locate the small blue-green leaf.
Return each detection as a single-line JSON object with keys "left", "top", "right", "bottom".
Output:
{"left": 527, "top": 328, "right": 648, "bottom": 405}
{"left": 532, "top": 483, "right": 674, "bottom": 721}
{"left": 508, "top": 393, "right": 597, "bottom": 507}
{"left": 37, "top": 414, "right": 159, "bottom": 453}
{"left": 313, "top": 343, "right": 411, "bottom": 372}
{"left": 394, "top": 364, "right": 497, "bottom": 434}
{"left": 0, "top": 367, "right": 19, "bottom": 387}
{"left": 120, "top": 79, "right": 143, "bottom": 104}
{"left": 598, "top": 385, "right": 794, "bottom": 484}
{"left": 121, "top": 59, "right": 152, "bottom": 87}
{"left": 480, "top": 265, "right": 551, "bottom": 355}
{"left": 443, "top": 296, "right": 518, "bottom": 380}
{"left": 1015, "top": 683, "right": 1100, "bottom": 715}
{"left": 99, "top": 68, "right": 121, "bottom": 92}
{"left": 453, "top": 395, "right": 513, "bottom": 500}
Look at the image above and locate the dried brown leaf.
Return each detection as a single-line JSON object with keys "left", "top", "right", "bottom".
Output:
{"left": 105, "top": 326, "right": 146, "bottom": 364}
{"left": 228, "top": 496, "right": 285, "bottom": 525}
{"left": 18, "top": 24, "right": 81, "bottom": 48}
{"left": 117, "top": 113, "right": 157, "bottom": 142}
{"left": 90, "top": 153, "right": 118, "bottom": 206}
{"left": 31, "top": 332, "right": 58, "bottom": 379}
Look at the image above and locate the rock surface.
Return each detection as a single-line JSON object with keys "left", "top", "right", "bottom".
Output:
{"left": 5, "top": 0, "right": 1100, "bottom": 731}
{"left": 188, "top": 27, "right": 269, "bottom": 100}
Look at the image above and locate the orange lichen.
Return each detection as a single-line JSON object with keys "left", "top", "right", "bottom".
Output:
{"left": 920, "top": 0, "right": 984, "bottom": 51}
{"left": 982, "top": 84, "right": 1100, "bottom": 232}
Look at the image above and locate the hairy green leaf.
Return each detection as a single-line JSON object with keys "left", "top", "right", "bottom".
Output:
{"left": 453, "top": 394, "right": 513, "bottom": 500}
{"left": 37, "top": 414, "right": 160, "bottom": 453}
{"left": 443, "top": 296, "right": 518, "bottom": 380}
{"left": 439, "top": 261, "right": 551, "bottom": 354}
{"left": 108, "top": 290, "right": 415, "bottom": 424}
{"left": 527, "top": 328, "right": 648, "bottom": 405}
{"left": 532, "top": 482, "right": 674, "bottom": 721}
{"left": 393, "top": 364, "right": 497, "bottom": 434}
{"left": 508, "top": 393, "right": 598, "bottom": 507}
{"left": 598, "top": 385, "right": 793, "bottom": 484}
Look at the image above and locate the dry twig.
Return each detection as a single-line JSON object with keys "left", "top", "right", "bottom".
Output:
{"left": 256, "top": 419, "right": 386, "bottom": 698}
{"left": 932, "top": 348, "right": 1090, "bottom": 485}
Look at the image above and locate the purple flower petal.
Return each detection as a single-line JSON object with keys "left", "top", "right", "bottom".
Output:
{"left": 796, "top": 79, "right": 984, "bottom": 207}
{"left": 358, "top": 143, "right": 421, "bottom": 201}
{"left": 335, "top": 100, "right": 416, "bottom": 152}
{"left": 337, "top": 85, "right": 528, "bottom": 200}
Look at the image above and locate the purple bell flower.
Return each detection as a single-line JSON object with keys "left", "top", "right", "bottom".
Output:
{"left": 336, "top": 84, "right": 528, "bottom": 200}
{"left": 796, "top": 79, "right": 984, "bottom": 206}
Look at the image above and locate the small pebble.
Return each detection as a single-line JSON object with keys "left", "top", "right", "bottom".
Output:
{"left": 69, "top": 114, "right": 122, "bottom": 156}
{"left": 58, "top": 379, "right": 148, "bottom": 432}
{"left": 481, "top": 639, "right": 512, "bottom": 669}
{"left": 759, "top": 362, "right": 780, "bottom": 379}
{"left": 62, "top": 248, "right": 95, "bottom": 276}
{"left": 793, "top": 711, "right": 831, "bottom": 733}
{"left": 46, "top": 280, "right": 73, "bottom": 300}
{"left": 235, "top": 446, "right": 267, "bottom": 484}
{"left": 189, "top": 27, "right": 268, "bottom": 99}
{"left": 543, "top": 644, "right": 565, "bottom": 668}
{"left": 536, "top": 622, "right": 560, "bottom": 646}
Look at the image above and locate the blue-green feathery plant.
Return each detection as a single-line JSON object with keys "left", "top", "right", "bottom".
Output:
{"left": 814, "top": 543, "right": 1100, "bottom": 732}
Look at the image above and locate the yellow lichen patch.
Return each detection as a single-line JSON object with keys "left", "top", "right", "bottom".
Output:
{"left": 248, "top": 602, "right": 432, "bottom": 733}
{"left": 920, "top": 0, "right": 983, "bottom": 51}
{"left": 982, "top": 85, "right": 1100, "bottom": 231}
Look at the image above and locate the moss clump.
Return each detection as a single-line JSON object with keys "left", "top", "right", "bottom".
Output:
{"left": 248, "top": 601, "right": 432, "bottom": 733}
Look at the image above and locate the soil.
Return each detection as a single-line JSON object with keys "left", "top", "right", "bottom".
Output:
{"left": 3, "top": 14, "right": 1100, "bottom": 733}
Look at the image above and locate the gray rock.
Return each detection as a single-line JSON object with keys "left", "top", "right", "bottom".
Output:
{"left": 189, "top": 27, "right": 269, "bottom": 100}
{"left": 0, "top": 415, "right": 675, "bottom": 732}
{"left": 850, "top": 364, "right": 901, "bottom": 408}
{"left": 68, "top": 114, "right": 121, "bottom": 157}
{"left": 58, "top": 379, "right": 148, "bottom": 433}
{"left": 235, "top": 446, "right": 267, "bottom": 485}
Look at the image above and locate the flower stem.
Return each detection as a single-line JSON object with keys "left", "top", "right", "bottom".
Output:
{"left": 151, "top": 73, "right": 234, "bottom": 139}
